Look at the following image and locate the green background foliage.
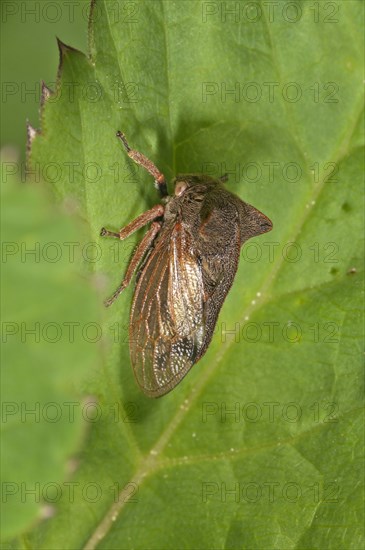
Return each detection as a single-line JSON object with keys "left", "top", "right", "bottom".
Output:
{"left": 1, "top": 160, "right": 99, "bottom": 541}
{"left": 0, "top": 0, "right": 87, "bottom": 156}
{"left": 2, "top": 0, "right": 364, "bottom": 548}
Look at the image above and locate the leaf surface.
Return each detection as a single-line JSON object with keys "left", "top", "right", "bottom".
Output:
{"left": 8, "top": 1, "right": 364, "bottom": 548}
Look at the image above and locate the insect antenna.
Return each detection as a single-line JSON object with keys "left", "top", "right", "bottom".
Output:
{"left": 116, "top": 131, "right": 168, "bottom": 198}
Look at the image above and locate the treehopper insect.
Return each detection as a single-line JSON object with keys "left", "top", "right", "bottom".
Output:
{"left": 101, "top": 132, "right": 272, "bottom": 397}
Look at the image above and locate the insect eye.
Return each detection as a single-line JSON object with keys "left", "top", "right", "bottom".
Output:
{"left": 174, "top": 181, "right": 188, "bottom": 197}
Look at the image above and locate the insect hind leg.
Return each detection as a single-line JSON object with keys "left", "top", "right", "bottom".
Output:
{"left": 104, "top": 221, "right": 161, "bottom": 307}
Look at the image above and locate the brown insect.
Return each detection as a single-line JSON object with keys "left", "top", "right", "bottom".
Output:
{"left": 101, "top": 132, "right": 273, "bottom": 397}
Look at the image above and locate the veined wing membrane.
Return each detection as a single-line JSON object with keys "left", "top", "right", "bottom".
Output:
{"left": 130, "top": 223, "right": 205, "bottom": 397}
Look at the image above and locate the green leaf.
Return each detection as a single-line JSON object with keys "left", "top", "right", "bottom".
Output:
{"left": 9, "top": 0, "right": 365, "bottom": 548}
{"left": 1, "top": 154, "right": 99, "bottom": 540}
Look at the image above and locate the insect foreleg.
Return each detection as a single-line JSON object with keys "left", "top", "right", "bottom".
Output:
{"left": 100, "top": 204, "right": 164, "bottom": 240}
{"left": 104, "top": 221, "right": 161, "bottom": 307}
{"left": 116, "top": 131, "right": 168, "bottom": 198}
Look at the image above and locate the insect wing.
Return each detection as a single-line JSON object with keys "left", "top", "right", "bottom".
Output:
{"left": 129, "top": 223, "right": 205, "bottom": 397}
